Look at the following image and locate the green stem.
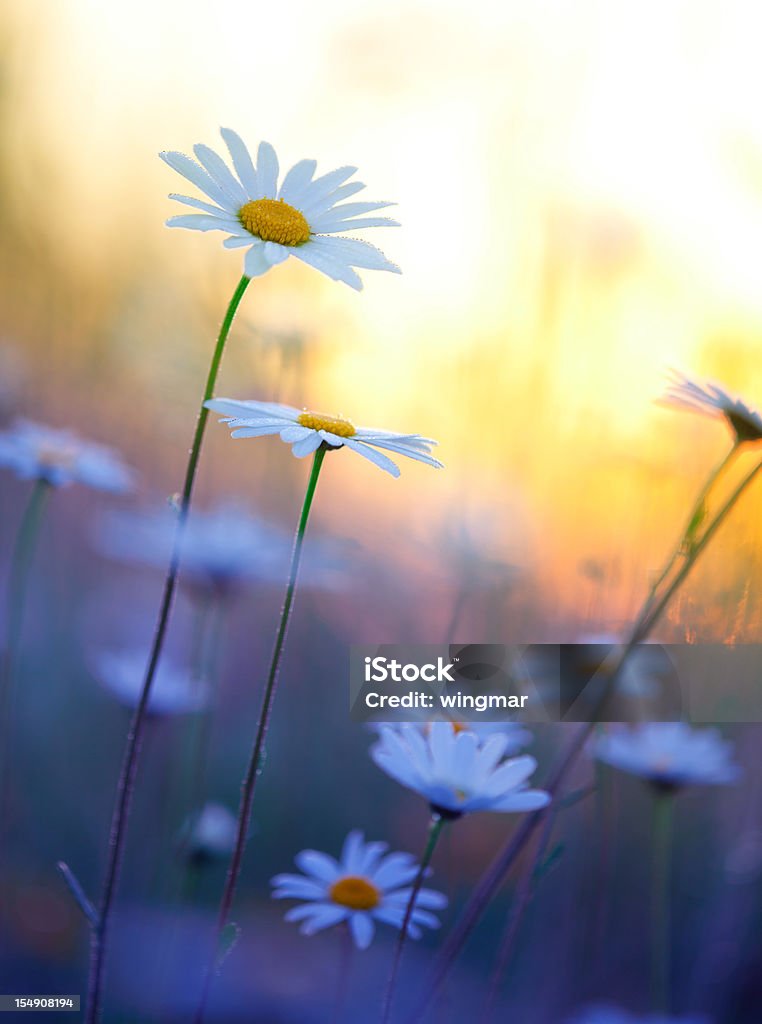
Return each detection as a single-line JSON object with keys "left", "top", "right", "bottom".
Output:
{"left": 651, "top": 789, "right": 673, "bottom": 1013}
{"left": 382, "top": 814, "right": 445, "bottom": 1024}
{"left": 193, "top": 447, "right": 326, "bottom": 1024}
{"left": 0, "top": 479, "right": 50, "bottom": 821}
{"left": 85, "top": 274, "right": 250, "bottom": 1024}
{"left": 406, "top": 453, "right": 762, "bottom": 1024}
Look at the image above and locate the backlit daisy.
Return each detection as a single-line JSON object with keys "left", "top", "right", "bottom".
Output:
{"left": 591, "top": 722, "right": 740, "bottom": 790}
{"left": 0, "top": 420, "right": 134, "bottom": 492}
{"left": 271, "top": 830, "right": 446, "bottom": 950}
{"left": 371, "top": 721, "right": 550, "bottom": 818}
{"left": 161, "top": 129, "right": 400, "bottom": 290}
{"left": 662, "top": 370, "right": 762, "bottom": 443}
{"left": 205, "top": 398, "right": 442, "bottom": 478}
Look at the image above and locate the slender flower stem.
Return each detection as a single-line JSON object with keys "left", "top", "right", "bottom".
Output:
{"left": 193, "top": 447, "right": 326, "bottom": 1024}
{"left": 406, "top": 454, "right": 762, "bottom": 1024}
{"left": 381, "top": 814, "right": 445, "bottom": 1024}
{"left": 85, "top": 274, "right": 251, "bottom": 1024}
{"left": 651, "top": 789, "right": 673, "bottom": 1014}
{"left": 0, "top": 478, "right": 51, "bottom": 843}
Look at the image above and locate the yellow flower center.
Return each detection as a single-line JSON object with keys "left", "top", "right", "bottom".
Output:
{"left": 297, "top": 411, "right": 356, "bottom": 438}
{"left": 329, "top": 875, "right": 381, "bottom": 911}
{"left": 238, "top": 198, "right": 311, "bottom": 246}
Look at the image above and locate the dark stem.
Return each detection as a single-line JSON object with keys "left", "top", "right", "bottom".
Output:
{"left": 193, "top": 447, "right": 326, "bottom": 1024}
{"left": 381, "top": 814, "right": 445, "bottom": 1024}
{"left": 84, "top": 274, "right": 250, "bottom": 1024}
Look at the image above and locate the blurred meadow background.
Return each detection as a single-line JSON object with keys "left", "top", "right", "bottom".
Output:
{"left": 2, "top": 1, "right": 762, "bottom": 1021}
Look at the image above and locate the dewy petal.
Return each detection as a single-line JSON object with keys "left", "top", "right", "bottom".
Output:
{"left": 206, "top": 398, "right": 295, "bottom": 421}
{"left": 256, "top": 141, "right": 280, "bottom": 198}
{"left": 313, "top": 235, "right": 401, "bottom": 273}
{"left": 291, "top": 244, "right": 363, "bottom": 290}
{"left": 278, "top": 158, "right": 318, "bottom": 205}
{"left": 299, "top": 166, "right": 359, "bottom": 208}
{"left": 193, "top": 143, "right": 248, "bottom": 205}
{"left": 301, "top": 181, "right": 366, "bottom": 219}
{"left": 159, "top": 151, "right": 235, "bottom": 211}
{"left": 166, "top": 214, "right": 238, "bottom": 232}
{"left": 364, "top": 439, "right": 444, "bottom": 469}
{"left": 169, "top": 193, "right": 229, "bottom": 216}
{"left": 342, "top": 439, "right": 401, "bottom": 477}
{"left": 316, "top": 217, "right": 401, "bottom": 233}
{"left": 280, "top": 425, "right": 314, "bottom": 443}
{"left": 220, "top": 127, "right": 259, "bottom": 196}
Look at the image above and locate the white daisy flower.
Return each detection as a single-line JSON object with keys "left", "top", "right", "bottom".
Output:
{"left": 96, "top": 502, "right": 348, "bottom": 595}
{"left": 205, "top": 397, "right": 443, "bottom": 479}
{"left": 182, "top": 803, "right": 238, "bottom": 863}
{"left": 591, "top": 722, "right": 741, "bottom": 790}
{"left": 0, "top": 420, "right": 135, "bottom": 492}
{"left": 91, "top": 650, "right": 208, "bottom": 716}
{"left": 161, "top": 129, "right": 400, "bottom": 291}
{"left": 271, "top": 830, "right": 447, "bottom": 950}
{"left": 371, "top": 721, "right": 550, "bottom": 818}
{"left": 567, "top": 1005, "right": 709, "bottom": 1024}
{"left": 369, "top": 720, "right": 532, "bottom": 755}
{"left": 662, "top": 370, "right": 762, "bottom": 443}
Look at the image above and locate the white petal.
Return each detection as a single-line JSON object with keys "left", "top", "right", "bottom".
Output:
{"left": 244, "top": 244, "right": 272, "bottom": 278}
{"left": 312, "top": 236, "right": 400, "bottom": 273}
{"left": 159, "top": 151, "right": 234, "bottom": 211}
{"left": 223, "top": 234, "right": 253, "bottom": 248}
{"left": 166, "top": 214, "right": 237, "bottom": 232}
{"left": 349, "top": 912, "right": 375, "bottom": 950}
{"left": 279, "top": 158, "right": 317, "bottom": 205}
{"left": 256, "top": 141, "right": 280, "bottom": 197}
{"left": 301, "top": 181, "right": 366, "bottom": 218}
{"left": 168, "top": 193, "right": 228, "bottom": 216}
{"left": 291, "top": 244, "right": 363, "bottom": 290}
{"left": 230, "top": 425, "right": 282, "bottom": 439}
{"left": 342, "top": 439, "right": 400, "bottom": 477}
{"left": 363, "top": 439, "right": 443, "bottom": 469}
{"left": 291, "top": 432, "right": 322, "bottom": 458}
{"left": 220, "top": 127, "right": 259, "bottom": 196}
{"left": 295, "top": 849, "right": 341, "bottom": 882}
{"left": 300, "top": 166, "right": 359, "bottom": 208}
{"left": 262, "top": 241, "right": 290, "bottom": 266}
{"left": 316, "top": 217, "right": 400, "bottom": 233}
{"left": 193, "top": 143, "right": 248, "bottom": 205}
{"left": 280, "top": 425, "right": 313, "bottom": 442}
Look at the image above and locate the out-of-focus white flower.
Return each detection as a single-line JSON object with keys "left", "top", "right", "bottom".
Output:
{"left": 162, "top": 129, "right": 400, "bottom": 290}
{"left": 182, "top": 803, "right": 237, "bottom": 862}
{"left": 206, "top": 398, "right": 442, "bottom": 478}
{"left": 567, "top": 1005, "right": 709, "bottom": 1024}
{"left": 662, "top": 370, "right": 762, "bottom": 443}
{"left": 369, "top": 720, "right": 532, "bottom": 756}
{"left": 91, "top": 650, "right": 208, "bottom": 716}
{"left": 96, "top": 502, "right": 348, "bottom": 595}
{"left": 0, "top": 420, "right": 135, "bottom": 492}
{"left": 591, "top": 722, "right": 740, "bottom": 789}
{"left": 371, "top": 722, "right": 550, "bottom": 818}
{"left": 271, "top": 830, "right": 446, "bottom": 950}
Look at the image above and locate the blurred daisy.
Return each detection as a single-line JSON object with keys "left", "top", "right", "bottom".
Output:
{"left": 271, "top": 830, "right": 447, "bottom": 950}
{"left": 96, "top": 502, "right": 347, "bottom": 596}
{"left": 0, "top": 420, "right": 134, "bottom": 492}
{"left": 662, "top": 370, "right": 762, "bottom": 443}
{"left": 91, "top": 650, "right": 208, "bottom": 716}
{"left": 592, "top": 722, "right": 740, "bottom": 790}
{"left": 370, "top": 720, "right": 532, "bottom": 755}
{"left": 567, "top": 1006, "right": 709, "bottom": 1024}
{"left": 181, "top": 803, "right": 237, "bottom": 863}
{"left": 161, "top": 129, "right": 400, "bottom": 290}
{"left": 206, "top": 398, "right": 442, "bottom": 478}
{"left": 371, "top": 722, "right": 550, "bottom": 818}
